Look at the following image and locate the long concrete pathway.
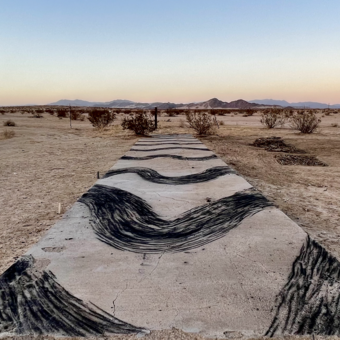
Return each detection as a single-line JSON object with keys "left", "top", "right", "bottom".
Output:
{"left": 1, "top": 134, "right": 340, "bottom": 338}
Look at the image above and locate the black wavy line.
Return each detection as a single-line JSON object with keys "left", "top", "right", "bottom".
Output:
{"left": 121, "top": 154, "right": 218, "bottom": 161}
{"left": 79, "top": 185, "right": 272, "bottom": 254}
{"left": 0, "top": 256, "right": 145, "bottom": 336}
{"left": 102, "top": 166, "right": 235, "bottom": 184}
{"left": 135, "top": 143, "right": 202, "bottom": 146}
{"left": 266, "top": 236, "right": 340, "bottom": 336}
{"left": 130, "top": 147, "right": 210, "bottom": 152}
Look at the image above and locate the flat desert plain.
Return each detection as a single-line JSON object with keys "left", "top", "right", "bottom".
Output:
{"left": 1, "top": 110, "right": 340, "bottom": 340}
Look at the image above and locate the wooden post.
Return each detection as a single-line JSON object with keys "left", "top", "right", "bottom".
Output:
{"left": 154, "top": 107, "right": 158, "bottom": 129}
{"left": 69, "top": 104, "right": 72, "bottom": 128}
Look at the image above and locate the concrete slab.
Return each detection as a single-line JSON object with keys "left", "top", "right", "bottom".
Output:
{"left": 1, "top": 134, "right": 340, "bottom": 337}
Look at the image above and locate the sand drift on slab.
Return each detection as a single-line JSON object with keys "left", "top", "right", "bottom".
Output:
{"left": 79, "top": 185, "right": 273, "bottom": 253}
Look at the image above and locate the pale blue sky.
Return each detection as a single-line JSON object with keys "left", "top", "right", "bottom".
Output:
{"left": 1, "top": 0, "right": 340, "bottom": 105}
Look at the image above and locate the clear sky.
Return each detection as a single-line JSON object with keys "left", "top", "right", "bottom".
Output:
{"left": 1, "top": 0, "right": 340, "bottom": 105}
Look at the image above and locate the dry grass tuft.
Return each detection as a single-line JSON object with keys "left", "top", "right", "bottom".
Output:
{"left": 3, "top": 119, "right": 16, "bottom": 127}
{"left": 3, "top": 129, "right": 15, "bottom": 139}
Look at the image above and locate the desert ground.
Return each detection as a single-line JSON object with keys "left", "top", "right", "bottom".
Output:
{"left": 1, "top": 109, "right": 340, "bottom": 339}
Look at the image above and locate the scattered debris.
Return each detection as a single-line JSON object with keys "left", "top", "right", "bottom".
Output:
{"left": 275, "top": 155, "right": 327, "bottom": 166}
{"left": 252, "top": 137, "right": 306, "bottom": 153}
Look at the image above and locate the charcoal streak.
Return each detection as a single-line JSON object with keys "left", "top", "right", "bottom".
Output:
{"left": 130, "top": 147, "right": 210, "bottom": 152}
{"left": 135, "top": 143, "right": 202, "bottom": 146}
{"left": 266, "top": 236, "right": 340, "bottom": 336}
{"left": 79, "top": 185, "right": 272, "bottom": 253}
{"left": 0, "top": 256, "right": 145, "bottom": 336}
{"left": 102, "top": 166, "right": 235, "bottom": 184}
{"left": 121, "top": 154, "right": 217, "bottom": 161}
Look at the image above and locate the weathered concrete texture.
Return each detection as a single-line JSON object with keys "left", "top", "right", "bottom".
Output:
{"left": 1, "top": 134, "right": 339, "bottom": 337}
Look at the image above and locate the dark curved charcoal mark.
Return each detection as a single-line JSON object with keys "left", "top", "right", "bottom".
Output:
{"left": 266, "top": 236, "right": 340, "bottom": 336}
{"left": 102, "top": 166, "right": 235, "bottom": 184}
{"left": 0, "top": 256, "right": 145, "bottom": 336}
{"left": 139, "top": 139, "right": 197, "bottom": 143}
{"left": 79, "top": 185, "right": 272, "bottom": 253}
{"left": 135, "top": 143, "right": 202, "bottom": 146}
{"left": 121, "top": 154, "right": 218, "bottom": 161}
{"left": 130, "top": 147, "right": 210, "bottom": 152}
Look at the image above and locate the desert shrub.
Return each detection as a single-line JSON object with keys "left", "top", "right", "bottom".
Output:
{"left": 325, "top": 111, "right": 330, "bottom": 116}
{"left": 185, "top": 111, "right": 214, "bottom": 135}
{"left": 70, "top": 109, "right": 83, "bottom": 120}
{"left": 243, "top": 109, "right": 255, "bottom": 117}
{"left": 166, "top": 108, "right": 176, "bottom": 117}
{"left": 0, "top": 109, "right": 5, "bottom": 115}
{"left": 88, "top": 108, "right": 115, "bottom": 128}
{"left": 121, "top": 111, "right": 155, "bottom": 135}
{"left": 289, "top": 110, "right": 320, "bottom": 133}
{"left": 57, "top": 109, "right": 67, "bottom": 118}
{"left": 331, "top": 123, "right": 338, "bottom": 127}
{"left": 31, "top": 110, "right": 43, "bottom": 118}
{"left": 260, "top": 109, "right": 286, "bottom": 128}
{"left": 219, "top": 120, "right": 225, "bottom": 125}
{"left": 35, "top": 108, "right": 45, "bottom": 114}
{"left": 3, "top": 130, "right": 15, "bottom": 139}
{"left": 3, "top": 120, "right": 16, "bottom": 126}
{"left": 284, "top": 109, "right": 294, "bottom": 118}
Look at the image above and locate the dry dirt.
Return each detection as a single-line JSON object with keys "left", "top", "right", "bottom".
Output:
{"left": 1, "top": 111, "right": 340, "bottom": 340}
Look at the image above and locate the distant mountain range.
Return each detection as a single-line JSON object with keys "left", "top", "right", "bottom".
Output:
{"left": 250, "top": 99, "right": 340, "bottom": 109}
{"left": 49, "top": 98, "right": 263, "bottom": 109}
{"left": 48, "top": 98, "right": 340, "bottom": 109}
{"left": 49, "top": 99, "right": 181, "bottom": 109}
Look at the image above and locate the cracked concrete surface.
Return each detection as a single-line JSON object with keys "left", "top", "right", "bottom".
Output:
{"left": 2, "top": 134, "right": 309, "bottom": 338}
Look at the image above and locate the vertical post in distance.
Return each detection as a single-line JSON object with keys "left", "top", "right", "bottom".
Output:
{"left": 69, "top": 104, "right": 72, "bottom": 129}
{"left": 154, "top": 107, "right": 158, "bottom": 129}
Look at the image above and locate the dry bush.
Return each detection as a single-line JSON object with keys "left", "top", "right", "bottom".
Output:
{"left": 70, "top": 109, "right": 84, "bottom": 121}
{"left": 56, "top": 108, "right": 67, "bottom": 118}
{"left": 165, "top": 108, "right": 176, "bottom": 117}
{"left": 121, "top": 111, "right": 155, "bottom": 135}
{"left": 35, "top": 108, "right": 45, "bottom": 114}
{"left": 185, "top": 111, "right": 214, "bottom": 135}
{"left": 3, "top": 120, "right": 16, "bottom": 127}
{"left": 331, "top": 123, "right": 338, "bottom": 127}
{"left": 260, "top": 109, "right": 286, "bottom": 129}
{"left": 289, "top": 110, "right": 320, "bottom": 134}
{"left": 243, "top": 109, "right": 255, "bottom": 117}
{"left": 88, "top": 108, "right": 115, "bottom": 129}
{"left": 283, "top": 109, "right": 294, "bottom": 118}
{"left": 0, "top": 109, "right": 5, "bottom": 115}
{"left": 219, "top": 120, "right": 225, "bottom": 125}
{"left": 3, "top": 129, "right": 15, "bottom": 139}
{"left": 31, "top": 110, "right": 43, "bottom": 118}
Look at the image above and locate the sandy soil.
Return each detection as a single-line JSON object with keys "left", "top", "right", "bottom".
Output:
{"left": 0, "top": 113, "right": 138, "bottom": 274}
{"left": 1, "top": 110, "right": 340, "bottom": 340}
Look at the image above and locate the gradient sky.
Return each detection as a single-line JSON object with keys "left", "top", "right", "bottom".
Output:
{"left": 1, "top": 0, "right": 340, "bottom": 105}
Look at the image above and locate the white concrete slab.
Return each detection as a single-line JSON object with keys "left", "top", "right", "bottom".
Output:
{"left": 1, "top": 134, "right": 339, "bottom": 338}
